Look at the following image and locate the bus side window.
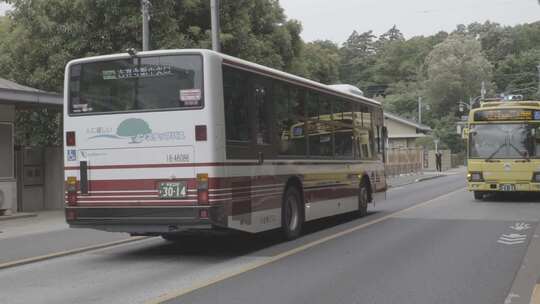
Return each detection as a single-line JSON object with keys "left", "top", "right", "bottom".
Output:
{"left": 334, "top": 98, "right": 353, "bottom": 159}
{"left": 224, "top": 66, "right": 250, "bottom": 142}
{"left": 275, "top": 82, "right": 306, "bottom": 156}
{"left": 307, "top": 92, "right": 333, "bottom": 158}
{"left": 353, "top": 105, "right": 375, "bottom": 160}
{"left": 252, "top": 76, "right": 272, "bottom": 146}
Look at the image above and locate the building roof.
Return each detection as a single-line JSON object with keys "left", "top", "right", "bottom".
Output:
{"left": 0, "top": 77, "right": 62, "bottom": 107}
{"left": 384, "top": 112, "right": 432, "bottom": 132}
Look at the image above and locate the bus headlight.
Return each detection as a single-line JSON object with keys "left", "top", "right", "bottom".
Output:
{"left": 468, "top": 172, "right": 483, "bottom": 182}
{"left": 532, "top": 172, "right": 540, "bottom": 183}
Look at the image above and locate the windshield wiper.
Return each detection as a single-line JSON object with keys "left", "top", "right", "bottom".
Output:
{"left": 485, "top": 143, "right": 506, "bottom": 162}
{"left": 508, "top": 143, "right": 531, "bottom": 162}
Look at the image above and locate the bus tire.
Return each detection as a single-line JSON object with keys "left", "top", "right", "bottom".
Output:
{"left": 357, "top": 181, "right": 369, "bottom": 217}
{"left": 281, "top": 186, "right": 304, "bottom": 241}
{"left": 473, "top": 191, "right": 484, "bottom": 200}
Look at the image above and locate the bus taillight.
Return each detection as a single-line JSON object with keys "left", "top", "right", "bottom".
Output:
{"left": 66, "top": 131, "right": 76, "bottom": 146}
{"left": 66, "top": 176, "right": 78, "bottom": 205}
{"left": 197, "top": 173, "right": 209, "bottom": 205}
{"left": 195, "top": 125, "right": 207, "bottom": 141}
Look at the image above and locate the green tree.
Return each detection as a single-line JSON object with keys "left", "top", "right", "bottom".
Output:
{"left": 339, "top": 30, "right": 377, "bottom": 94}
{"left": 0, "top": 0, "right": 303, "bottom": 92}
{"left": 0, "top": 0, "right": 303, "bottom": 146}
{"left": 302, "top": 40, "right": 340, "bottom": 84}
{"left": 424, "top": 35, "right": 493, "bottom": 117}
{"left": 495, "top": 49, "right": 540, "bottom": 99}
{"left": 432, "top": 116, "right": 464, "bottom": 153}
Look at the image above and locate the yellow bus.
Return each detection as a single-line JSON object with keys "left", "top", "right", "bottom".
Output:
{"left": 467, "top": 100, "right": 540, "bottom": 200}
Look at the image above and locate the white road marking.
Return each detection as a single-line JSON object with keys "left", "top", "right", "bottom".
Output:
{"left": 498, "top": 233, "right": 528, "bottom": 245}
{"left": 510, "top": 222, "right": 531, "bottom": 232}
{"left": 504, "top": 292, "right": 520, "bottom": 304}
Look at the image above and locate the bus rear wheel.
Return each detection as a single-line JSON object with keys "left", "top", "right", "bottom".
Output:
{"left": 281, "top": 187, "right": 304, "bottom": 241}
{"left": 357, "top": 181, "right": 369, "bottom": 217}
{"left": 473, "top": 191, "right": 484, "bottom": 200}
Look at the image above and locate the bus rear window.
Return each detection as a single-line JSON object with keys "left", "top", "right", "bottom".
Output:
{"left": 69, "top": 55, "right": 203, "bottom": 114}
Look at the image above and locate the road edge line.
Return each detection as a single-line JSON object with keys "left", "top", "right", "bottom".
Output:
{"left": 146, "top": 187, "right": 465, "bottom": 304}
{"left": 0, "top": 236, "right": 150, "bottom": 270}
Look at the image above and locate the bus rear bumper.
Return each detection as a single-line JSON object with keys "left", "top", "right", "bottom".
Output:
{"left": 65, "top": 205, "right": 227, "bottom": 235}
{"left": 468, "top": 182, "right": 540, "bottom": 192}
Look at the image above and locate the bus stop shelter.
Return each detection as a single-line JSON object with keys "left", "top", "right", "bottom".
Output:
{"left": 0, "top": 77, "right": 62, "bottom": 215}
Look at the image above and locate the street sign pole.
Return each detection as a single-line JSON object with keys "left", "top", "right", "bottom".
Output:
{"left": 141, "top": 0, "right": 151, "bottom": 51}
{"left": 211, "top": 0, "right": 221, "bottom": 52}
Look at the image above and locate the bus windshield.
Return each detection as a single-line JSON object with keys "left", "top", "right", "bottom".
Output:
{"left": 69, "top": 54, "right": 203, "bottom": 114}
{"left": 469, "top": 123, "right": 540, "bottom": 159}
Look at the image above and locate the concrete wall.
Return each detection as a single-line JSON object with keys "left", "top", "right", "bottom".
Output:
{"left": 385, "top": 117, "right": 426, "bottom": 149}
{"left": 0, "top": 181, "right": 16, "bottom": 215}
{"left": 44, "top": 147, "right": 64, "bottom": 210}
{"left": 0, "top": 104, "right": 15, "bottom": 214}
{"left": 0, "top": 104, "right": 15, "bottom": 121}
{"left": 385, "top": 118, "right": 418, "bottom": 138}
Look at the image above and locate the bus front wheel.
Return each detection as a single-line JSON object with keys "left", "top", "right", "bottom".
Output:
{"left": 473, "top": 191, "right": 484, "bottom": 200}
{"left": 281, "top": 187, "right": 304, "bottom": 241}
{"left": 357, "top": 181, "right": 369, "bottom": 217}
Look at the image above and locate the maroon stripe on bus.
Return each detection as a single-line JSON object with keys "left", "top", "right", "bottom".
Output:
{"left": 64, "top": 162, "right": 257, "bottom": 171}
{"left": 64, "top": 160, "right": 372, "bottom": 171}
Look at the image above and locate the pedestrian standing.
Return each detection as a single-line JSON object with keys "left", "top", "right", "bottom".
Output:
{"left": 435, "top": 151, "right": 442, "bottom": 172}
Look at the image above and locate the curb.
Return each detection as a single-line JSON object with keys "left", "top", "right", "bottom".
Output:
{"left": 0, "top": 213, "right": 38, "bottom": 222}
{"left": 415, "top": 175, "right": 447, "bottom": 183}
{"left": 0, "top": 236, "right": 150, "bottom": 270}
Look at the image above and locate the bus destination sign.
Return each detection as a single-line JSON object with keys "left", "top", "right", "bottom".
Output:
{"left": 474, "top": 109, "right": 540, "bottom": 121}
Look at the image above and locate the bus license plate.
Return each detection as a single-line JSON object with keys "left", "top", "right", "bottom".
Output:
{"left": 159, "top": 182, "right": 187, "bottom": 199}
{"left": 500, "top": 184, "right": 515, "bottom": 191}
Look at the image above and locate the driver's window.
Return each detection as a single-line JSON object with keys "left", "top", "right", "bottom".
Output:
{"left": 534, "top": 126, "right": 540, "bottom": 156}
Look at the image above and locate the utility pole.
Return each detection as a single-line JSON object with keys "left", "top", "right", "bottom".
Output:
{"left": 141, "top": 0, "right": 151, "bottom": 51}
{"left": 418, "top": 96, "right": 422, "bottom": 125}
{"left": 210, "top": 0, "right": 221, "bottom": 52}
{"left": 481, "top": 81, "right": 486, "bottom": 100}
{"left": 537, "top": 65, "right": 540, "bottom": 95}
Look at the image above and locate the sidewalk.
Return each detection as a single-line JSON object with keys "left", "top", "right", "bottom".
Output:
{"left": 0, "top": 210, "right": 68, "bottom": 239}
{"left": 388, "top": 166, "right": 466, "bottom": 188}
{"left": 0, "top": 210, "right": 134, "bottom": 267}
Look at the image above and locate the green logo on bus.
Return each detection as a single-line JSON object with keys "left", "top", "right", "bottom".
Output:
{"left": 88, "top": 118, "right": 185, "bottom": 143}
{"left": 116, "top": 118, "right": 152, "bottom": 143}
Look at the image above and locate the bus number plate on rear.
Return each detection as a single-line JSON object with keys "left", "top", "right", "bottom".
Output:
{"left": 500, "top": 184, "right": 515, "bottom": 191}
{"left": 159, "top": 182, "right": 187, "bottom": 199}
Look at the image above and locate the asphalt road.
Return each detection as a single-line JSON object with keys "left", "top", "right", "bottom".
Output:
{"left": 2, "top": 173, "right": 540, "bottom": 304}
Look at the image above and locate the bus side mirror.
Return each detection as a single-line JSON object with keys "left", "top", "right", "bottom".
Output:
{"left": 462, "top": 127, "right": 469, "bottom": 140}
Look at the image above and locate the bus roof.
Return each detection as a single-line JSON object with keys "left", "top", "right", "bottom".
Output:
{"left": 65, "top": 49, "right": 382, "bottom": 108}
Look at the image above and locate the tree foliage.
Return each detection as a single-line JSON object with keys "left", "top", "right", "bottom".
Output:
{"left": 423, "top": 35, "right": 493, "bottom": 117}
{"left": 0, "top": 0, "right": 303, "bottom": 92}
{"left": 2, "top": 1, "right": 540, "bottom": 152}
{"left": 302, "top": 40, "right": 340, "bottom": 84}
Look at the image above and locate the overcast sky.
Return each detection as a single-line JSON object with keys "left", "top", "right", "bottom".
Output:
{"left": 1, "top": 1, "right": 539, "bottom": 43}
{"left": 280, "top": 0, "right": 540, "bottom": 43}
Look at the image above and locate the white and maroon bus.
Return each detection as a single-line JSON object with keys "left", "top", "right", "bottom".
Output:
{"left": 63, "top": 49, "right": 387, "bottom": 240}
